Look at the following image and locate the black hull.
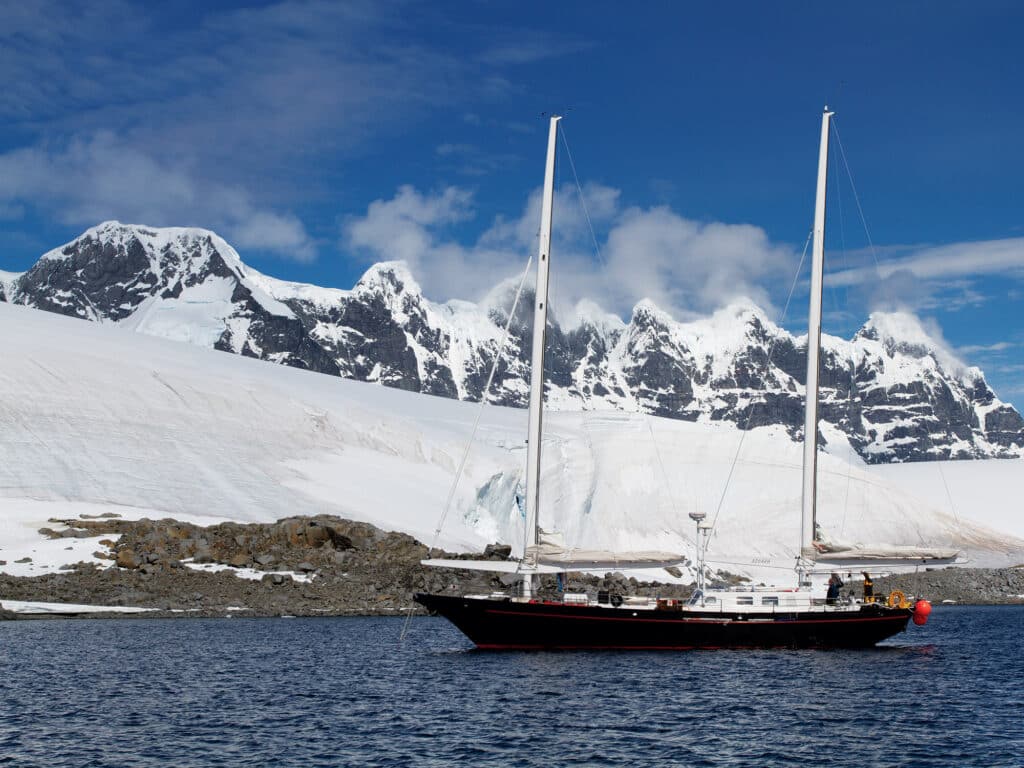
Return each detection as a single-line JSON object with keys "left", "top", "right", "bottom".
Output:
{"left": 414, "top": 593, "right": 912, "bottom": 650}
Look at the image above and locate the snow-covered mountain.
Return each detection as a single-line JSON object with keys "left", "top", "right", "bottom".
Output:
{"left": 5, "top": 223, "right": 338, "bottom": 374}
{"left": 3, "top": 221, "right": 1022, "bottom": 464}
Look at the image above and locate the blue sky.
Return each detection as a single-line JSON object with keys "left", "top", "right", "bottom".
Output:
{"left": 1, "top": 1, "right": 1022, "bottom": 401}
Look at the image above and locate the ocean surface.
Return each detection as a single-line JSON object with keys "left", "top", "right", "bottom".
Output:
{"left": 1, "top": 606, "right": 1022, "bottom": 767}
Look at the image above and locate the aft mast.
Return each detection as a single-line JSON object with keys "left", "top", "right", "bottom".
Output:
{"left": 800, "top": 106, "right": 833, "bottom": 568}
{"left": 522, "top": 115, "right": 561, "bottom": 597}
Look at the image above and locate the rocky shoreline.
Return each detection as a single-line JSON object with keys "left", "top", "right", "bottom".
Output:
{"left": 1, "top": 515, "right": 1021, "bottom": 619}
{"left": 874, "top": 567, "right": 1024, "bottom": 606}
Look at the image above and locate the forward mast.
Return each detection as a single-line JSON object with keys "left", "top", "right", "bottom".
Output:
{"left": 800, "top": 106, "right": 833, "bottom": 571}
{"left": 522, "top": 115, "right": 561, "bottom": 597}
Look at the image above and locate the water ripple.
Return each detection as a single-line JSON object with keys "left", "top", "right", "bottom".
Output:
{"left": 0, "top": 606, "right": 1022, "bottom": 766}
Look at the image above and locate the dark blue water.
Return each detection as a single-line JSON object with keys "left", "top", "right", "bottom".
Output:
{"left": 1, "top": 606, "right": 1022, "bottom": 767}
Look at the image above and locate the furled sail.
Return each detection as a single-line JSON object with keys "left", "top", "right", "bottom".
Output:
{"left": 420, "top": 558, "right": 565, "bottom": 574}
{"left": 813, "top": 543, "right": 960, "bottom": 564}
{"left": 526, "top": 530, "right": 685, "bottom": 569}
{"left": 423, "top": 532, "right": 685, "bottom": 573}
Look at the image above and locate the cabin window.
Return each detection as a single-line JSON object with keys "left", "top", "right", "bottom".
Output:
{"left": 762, "top": 596, "right": 779, "bottom": 606}
{"left": 704, "top": 596, "right": 717, "bottom": 604}
{"left": 736, "top": 596, "right": 754, "bottom": 606}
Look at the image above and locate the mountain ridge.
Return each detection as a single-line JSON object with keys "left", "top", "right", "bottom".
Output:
{"left": 3, "top": 221, "right": 1021, "bottom": 463}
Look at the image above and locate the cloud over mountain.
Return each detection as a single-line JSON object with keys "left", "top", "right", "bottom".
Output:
{"left": 343, "top": 182, "right": 796, "bottom": 319}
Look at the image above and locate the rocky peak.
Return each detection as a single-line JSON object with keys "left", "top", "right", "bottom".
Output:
{"left": 730, "top": 302, "right": 778, "bottom": 347}
{"left": 567, "top": 299, "right": 626, "bottom": 337}
{"left": 348, "top": 261, "right": 431, "bottom": 331}
{"left": 49, "top": 220, "right": 244, "bottom": 274}
{"left": 14, "top": 221, "right": 259, "bottom": 323}
{"left": 856, "top": 311, "right": 956, "bottom": 364}
{"left": 353, "top": 261, "right": 421, "bottom": 298}
{"left": 629, "top": 298, "right": 671, "bottom": 329}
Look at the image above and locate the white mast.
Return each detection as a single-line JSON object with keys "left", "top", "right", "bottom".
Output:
{"left": 800, "top": 106, "right": 833, "bottom": 563}
{"left": 521, "top": 115, "right": 561, "bottom": 594}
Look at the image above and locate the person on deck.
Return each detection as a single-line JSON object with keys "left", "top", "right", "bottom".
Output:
{"left": 862, "top": 572, "right": 874, "bottom": 602}
{"left": 826, "top": 573, "right": 843, "bottom": 605}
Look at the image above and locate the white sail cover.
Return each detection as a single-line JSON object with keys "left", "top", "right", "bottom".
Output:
{"left": 423, "top": 531, "right": 685, "bottom": 573}
{"left": 421, "top": 554, "right": 683, "bottom": 573}
{"left": 420, "top": 558, "right": 566, "bottom": 574}
{"left": 525, "top": 530, "right": 685, "bottom": 569}
{"left": 813, "top": 544, "right": 960, "bottom": 563}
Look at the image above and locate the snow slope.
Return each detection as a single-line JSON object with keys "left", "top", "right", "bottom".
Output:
{"left": 872, "top": 458, "right": 1024, "bottom": 543}
{"left": 1, "top": 301, "right": 1021, "bottom": 586}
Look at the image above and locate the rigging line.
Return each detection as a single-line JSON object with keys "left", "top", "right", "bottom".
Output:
{"left": 828, "top": 129, "right": 857, "bottom": 539}
{"left": 830, "top": 119, "right": 884, "bottom": 276}
{"left": 562, "top": 122, "right": 682, "bottom": 530}
{"left": 556, "top": 121, "right": 608, "bottom": 556}
{"left": 834, "top": 118, "right": 965, "bottom": 560}
{"left": 935, "top": 460, "right": 966, "bottom": 555}
{"left": 706, "top": 228, "right": 813, "bottom": 545}
{"left": 646, "top": 415, "right": 683, "bottom": 527}
{"left": 559, "top": 123, "right": 607, "bottom": 268}
{"left": 399, "top": 254, "right": 534, "bottom": 642}
{"left": 543, "top": 141, "right": 583, "bottom": 563}
{"left": 836, "top": 355, "right": 857, "bottom": 537}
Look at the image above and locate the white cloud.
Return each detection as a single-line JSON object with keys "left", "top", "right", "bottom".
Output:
{"left": 831, "top": 238, "right": 1024, "bottom": 286}
{"left": 476, "top": 36, "right": 594, "bottom": 66}
{"left": 345, "top": 185, "right": 514, "bottom": 299}
{"left": 0, "top": 1, "right": 499, "bottom": 263}
{"left": 228, "top": 211, "right": 316, "bottom": 263}
{"left": 0, "top": 2, "right": 463, "bottom": 169}
{"left": 599, "top": 207, "right": 792, "bottom": 319}
{"left": 830, "top": 238, "right": 1024, "bottom": 311}
{"left": 956, "top": 341, "right": 1015, "bottom": 355}
{"left": 814, "top": 235, "right": 1024, "bottom": 320}
{"left": 346, "top": 185, "right": 474, "bottom": 264}
{"left": 0, "top": 2, "right": 597, "bottom": 266}
{"left": 0, "top": 132, "right": 316, "bottom": 261}
{"left": 343, "top": 182, "right": 796, "bottom": 319}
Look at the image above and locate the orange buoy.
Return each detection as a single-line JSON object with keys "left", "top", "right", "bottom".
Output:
{"left": 912, "top": 599, "right": 933, "bottom": 625}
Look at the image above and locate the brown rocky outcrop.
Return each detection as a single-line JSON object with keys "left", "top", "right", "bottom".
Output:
{"left": 0, "top": 514, "right": 694, "bottom": 617}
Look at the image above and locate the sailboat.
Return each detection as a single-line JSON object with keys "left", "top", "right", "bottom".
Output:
{"left": 414, "top": 109, "right": 953, "bottom": 650}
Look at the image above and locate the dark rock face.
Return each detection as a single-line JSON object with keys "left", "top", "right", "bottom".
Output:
{"left": 217, "top": 280, "right": 341, "bottom": 376}
{"left": 618, "top": 305, "right": 697, "bottom": 418}
{"left": 23, "top": 239, "right": 141, "bottom": 319}
{"left": 986, "top": 405, "right": 1024, "bottom": 447}
{"left": 8, "top": 222, "right": 1023, "bottom": 465}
